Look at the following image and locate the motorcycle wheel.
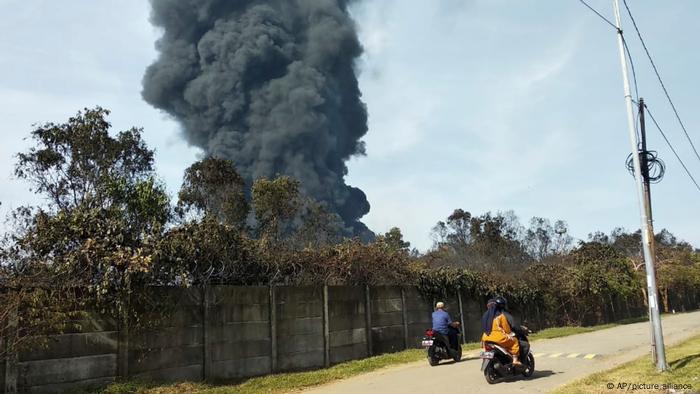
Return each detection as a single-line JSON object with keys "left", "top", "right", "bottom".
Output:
{"left": 427, "top": 346, "right": 439, "bottom": 366}
{"left": 452, "top": 347, "right": 463, "bottom": 362}
{"left": 522, "top": 353, "right": 535, "bottom": 377}
{"left": 484, "top": 363, "right": 499, "bottom": 384}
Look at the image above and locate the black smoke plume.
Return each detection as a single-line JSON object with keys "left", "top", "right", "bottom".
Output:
{"left": 142, "top": 0, "right": 371, "bottom": 237}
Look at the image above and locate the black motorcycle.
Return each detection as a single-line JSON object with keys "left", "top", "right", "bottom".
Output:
{"left": 422, "top": 324, "right": 463, "bottom": 366}
{"left": 480, "top": 325, "right": 534, "bottom": 383}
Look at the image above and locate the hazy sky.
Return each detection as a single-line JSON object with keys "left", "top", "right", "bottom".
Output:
{"left": 1, "top": 0, "right": 698, "bottom": 251}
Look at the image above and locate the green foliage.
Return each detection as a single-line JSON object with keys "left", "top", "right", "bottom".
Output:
{"left": 524, "top": 217, "right": 573, "bottom": 260}
{"left": 151, "top": 217, "right": 259, "bottom": 285}
{"left": 256, "top": 238, "right": 415, "bottom": 286}
{"left": 6, "top": 107, "right": 169, "bottom": 287}
{"left": 15, "top": 107, "right": 155, "bottom": 212}
{"left": 430, "top": 209, "right": 537, "bottom": 271}
{"left": 376, "top": 227, "right": 411, "bottom": 252}
{"left": 519, "top": 242, "right": 643, "bottom": 326}
{"left": 1, "top": 108, "right": 171, "bottom": 357}
{"left": 291, "top": 198, "right": 346, "bottom": 249}
{"left": 177, "top": 157, "right": 248, "bottom": 227}
{"left": 252, "top": 176, "right": 301, "bottom": 241}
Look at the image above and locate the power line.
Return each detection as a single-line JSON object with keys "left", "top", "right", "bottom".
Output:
{"left": 643, "top": 103, "right": 700, "bottom": 193}
{"left": 622, "top": 0, "right": 700, "bottom": 164}
{"left": 622, "top": 36, "right": 639, "bottom": 105}
{"left": 576, "top": 0, "right": 637, "bottom": 100}
{"left": 581, "top": 0, "right": 699, "bottom": 190}
{"left": 577, "top": 1, "right": 638, "bottom": 111}
{"left": 578, "top": 0, "right": 641, "bottom": 136}
{"left": 578, "top": 0, "right": 618, "bottom": 31}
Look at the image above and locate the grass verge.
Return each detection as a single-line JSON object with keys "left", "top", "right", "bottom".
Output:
{"left": 528, "top": 316, "right": 648, "bottom": 341}
{"left": 529, "top": 325, "right": 614, "bottom": 340}
{"left": 94, "top": 317, "right": 649, "bottom": 394}
{"left": 551, "top": 334, "right": 700, "bottom": 394}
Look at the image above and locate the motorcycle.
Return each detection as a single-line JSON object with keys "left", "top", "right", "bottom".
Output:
{"left": 421, "top": 323, "right": 462, "bottom": 366}
{"left": 480, "top": 325, "right": 535, "bottom": 383}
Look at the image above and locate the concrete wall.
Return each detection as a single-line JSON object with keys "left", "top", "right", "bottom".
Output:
{"left": 369, "top": 287, "right": 404, "bottom": 355}
{"left": 17, "top": 316, "right": 118, "bottom": 394}
{"left": 208, "top": 286, "right": 271, "bottom": 381}
{"left": 128, "top": 287, "right": 204, "bottom": 383}
{"left": 327, "top": 286, "right": 366, "bottom": 364}
{"left": 403, "top": 287, "right": 432, "bottom": 348}
{"left": 4, "top": 285, "right": 655, "bottom": 393}
{"left": 275, "top": 287, "right": 324, "bottom": 371}
{"left": 460, "top": 295, "right": 485, "bottom": 342}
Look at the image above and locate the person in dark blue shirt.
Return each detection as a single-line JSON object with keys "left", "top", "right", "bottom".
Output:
{"left": 432, "top": 302, "right": 459, "bottom": 350}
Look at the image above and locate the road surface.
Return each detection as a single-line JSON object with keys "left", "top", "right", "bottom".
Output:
{"left": 306, "top": 311, "right": 700, "bottom": 393}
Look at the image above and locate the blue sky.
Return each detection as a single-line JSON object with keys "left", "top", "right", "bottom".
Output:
{"left": 1, "top": 0, "right": 698, "bottom": 251}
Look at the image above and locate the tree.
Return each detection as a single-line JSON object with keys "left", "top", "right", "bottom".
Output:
{"left": 4, "top": 107, "right": 170, "bottom": 315}
{"left": 376, "top": 227, "right": 411, "bottom": 252}
{"left": 177, "top": 157, "right": 248, "bottom": 228}
{"left": 431, "top": 209, "right": 472, "bottom": 248}
{"left": 524, "top": 217, "right": 573, "bottom": 261}
{"left": 291, "top": 198, "right": 345, "bottom": 249}
{"left": 15, "top": 107, "right": 155, "bottom": 212}
{"left": 566, "top": 242, "right": 639, "bottom": 324}
{"left": 429, "top": 209, "right": 531, "bottom": 271}
{"left": 252, "top": 176, "right": 301, "bottom": 242}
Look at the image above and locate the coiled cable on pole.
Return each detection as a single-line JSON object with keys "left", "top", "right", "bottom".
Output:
{"left": 626, "top": 150, "right": 665, "bottom": 183}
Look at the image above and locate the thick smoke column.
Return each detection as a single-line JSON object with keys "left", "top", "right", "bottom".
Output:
{"left": 143, "top": 0, "right": 371, "bottom": 236}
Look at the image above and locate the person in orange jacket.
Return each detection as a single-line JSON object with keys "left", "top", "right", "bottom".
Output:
{"left": 481, "top": 296, "right": 521, "bottom": 365}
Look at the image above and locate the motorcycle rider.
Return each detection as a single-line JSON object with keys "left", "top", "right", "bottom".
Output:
{"left": 481, "top": 296, "right": 521, "bottom": 365}
{"left": 432, "top": 302, "right": 460, "bottom": 350}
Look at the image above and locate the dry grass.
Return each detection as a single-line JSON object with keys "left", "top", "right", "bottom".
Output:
{"left": 551, "top": 334, "right": 700, "bottom": 394}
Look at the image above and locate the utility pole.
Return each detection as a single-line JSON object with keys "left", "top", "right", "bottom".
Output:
{"left": 638, "top": 98, "right": 658, "bottom": 275}
{"left": 612, "top": 0, "right": 667, "bottom": 371}
{"left": 639, "top": 98, "right": 658, "bottom": 364}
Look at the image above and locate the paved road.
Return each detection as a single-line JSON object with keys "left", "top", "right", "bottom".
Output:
{"left": 306, "top": 311, "right": 700, "bottom": 393}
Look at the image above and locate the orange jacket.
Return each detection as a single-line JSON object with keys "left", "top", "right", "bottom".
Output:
{"left": 482, "top": 313, "right": 519, "bottom": 356}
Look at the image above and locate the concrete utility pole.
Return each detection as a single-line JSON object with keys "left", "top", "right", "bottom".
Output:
{"left": 612, "top": 0, "right": 667, "bottom": 371}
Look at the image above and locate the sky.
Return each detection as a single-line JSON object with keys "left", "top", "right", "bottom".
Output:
{"left": 0, "top": 0, "right": 698, "bottom": 251}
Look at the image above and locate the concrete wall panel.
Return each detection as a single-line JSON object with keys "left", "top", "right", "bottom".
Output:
{"left": 132, "top": 364, "right": 202, "bottom": 383}
{"left": 207, "top": 286, "right": 271, "bottom": 381}
{"left": 276, "top": 286, "right": 324, "bottom": 371}
{"left": 129, "top": 344, "right": 203, "bottom": 375}
{"left": 19, "top": 353, "right": 116, "bottom": 387}
{"left": 209, "top": 321, "right": 269, "bottom": 342}
{"left": 210, "top": 339, "right": 270, "bottom": 361}
{"left": 330, "top": 343, "right": 366, "bottom": 364}
{"left": 21, "top": 331, "right": 117, "bottom": 363}
{"left": 327, "top": 286, "right": 366, "bottom": 364}
{"left": 130, "top": 326, "right": 203, "bottom": 350}
{"left": 369, "top": 286, "right": 405, "bottom": 355}
{"left": 210, "top": 356, "right": 270, "bottom": 380}
{"left": 24, "top": 377, "right": 115, "bottom": 394}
